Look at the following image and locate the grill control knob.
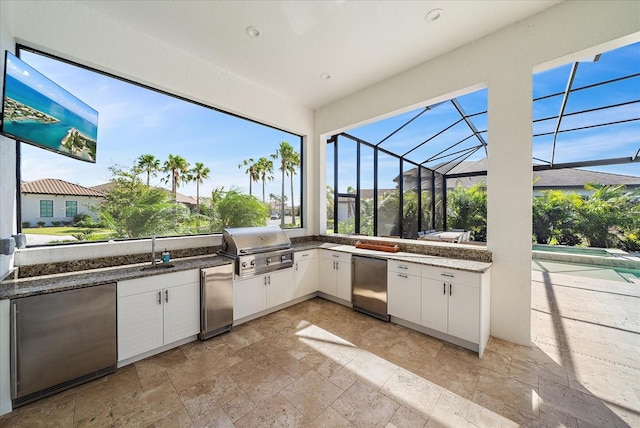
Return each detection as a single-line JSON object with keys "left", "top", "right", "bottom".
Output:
{"left": 266, "top": 257, "right": 272, "bottom": 265}
{"left": 281, "top": 255, "right": 287, "bottom": 261}
{"left": 241, "top": 262, "right": 247, "bottom": 268}
{"left": 250, "top": 260, "right": 256, "bottom": 267}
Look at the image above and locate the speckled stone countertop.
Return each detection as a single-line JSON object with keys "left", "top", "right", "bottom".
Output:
{"left": 313, "top": 243, "right": 491, "bottom": 273}
{"left": 1, "top": 235, "right": 491, "bottom": 300}
{"left": 0, "top": 255, "right": 232, "bottom": 300}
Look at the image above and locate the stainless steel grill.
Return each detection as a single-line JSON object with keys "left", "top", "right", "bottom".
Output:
{"left": 220, "top": 226, "right": 294, "bottom": 277}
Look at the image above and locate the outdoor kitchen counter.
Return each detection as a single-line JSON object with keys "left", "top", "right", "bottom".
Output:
{"left": 291, "top": 240, "right": 491, "bottom": 273}
{"left": 0, "top": 255, "right": 232, "bottom": 300}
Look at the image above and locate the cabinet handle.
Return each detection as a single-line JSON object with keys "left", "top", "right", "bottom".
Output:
{"left": 158, "top": 291, "right": 162, "bottom": 305}
{"left": 268, "top": 276, "right": 271, "bottom": 285}
{"left": 443, "top": 283, "right": 446, "bottom": 295}
{"left": 450, "top": 284, "right": 452, "bottom": 296}
{"left": 336, "top": 262, "right": 339, "bottom": 270}
{"left": 332, "top": 254, "right": 339, "bottom": 258}
{"left": 398, "top": 265, "right": 408, "bottom": 270}
{"left": 441, "top": 272, "right": 455, "bottom": 278}
{"left": 397, "top": 274, "right": 408, "bottom": 278}
{"left": 11, "top": 303, "right": 18, "bottom": 398}
{"left": 264, "top": 277, "right": 267, "bottom": 286}
{"left": 165, "top": 290, "right": 169, "bottom": 303}
{"left": 295, "top": 262, "right": 298, "bottom": 271}
{"left": 302, "top": 253, "right": 309, "bottom": 257}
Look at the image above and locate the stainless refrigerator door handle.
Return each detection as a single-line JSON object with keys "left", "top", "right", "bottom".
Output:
{"left": 158, "top": 291, "right": 162, "bottom": 305}
{"left": 11, "top": 302, "right": 18, "bottom": 398}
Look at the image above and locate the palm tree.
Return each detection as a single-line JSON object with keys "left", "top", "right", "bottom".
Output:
{"left": 162, "top": 154, "right": 190, "bottom": 196}
{"left": 188, "top": 162, "right": 211, "bottom": 213}
{"left": 137, "top": 154, "right": 161, "bottom": 187}
{"left": 238, "top": 158, "right": 260, "bottom": 196}
{"left": 272, "top": 141, "right": 300, "bottom": 227}
{"left": 254, "top": 157, "right": 274, "bottom": 203}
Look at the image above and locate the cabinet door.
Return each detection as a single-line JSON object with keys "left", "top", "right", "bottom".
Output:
{"left": 118, "top": 290, "right": 163, "bottom": 361}
{"left": 335, "top": 259, "right": 352, "bottom": 302}
{"left": 163, "top": 281, "right": 199, "bottom": 344}
{"left": 448, "top": 282, "right": 480, "bottom": 344}
{"left": 387, "top": 272, "right": 421, "bottom": 325}
{"left": 318, "top": 258, "right": 337, "bottom": 296}
{"left": 294, "top": 254, "right": 318, "bottom": 298}
{"left": 421, "top": 278, "right": 448, "bottom": 334}
{"left": 267, "top": 269, "right": 295, "bottom": 308}
{"left": 234, "top": 276, "right": 267, "bottom": 320}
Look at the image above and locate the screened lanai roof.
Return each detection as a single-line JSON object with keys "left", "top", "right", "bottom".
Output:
{"left": 340, "top": 41, "right": 640, "bottom": 178}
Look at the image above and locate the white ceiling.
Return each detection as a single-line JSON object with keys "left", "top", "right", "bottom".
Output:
{"left": 82, "top": 0, "right": 561, "bottom": 110}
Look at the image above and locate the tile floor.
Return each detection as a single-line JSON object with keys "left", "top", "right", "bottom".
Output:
{"left": 1, "top": 270, "right": 638, "bottom": 427}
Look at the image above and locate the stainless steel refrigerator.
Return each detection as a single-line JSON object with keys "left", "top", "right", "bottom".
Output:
{"left": 352, "top": 255, "right": 389, "bottom": 321}
{"left": 200, "top": 264, "right": 234, "bottom": 340}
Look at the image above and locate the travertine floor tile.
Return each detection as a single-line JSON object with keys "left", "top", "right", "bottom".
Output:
{"left": 381, "top": 369, "right": 442, "bottom": 419}
{"left": 234, "top": 393, "right": 308, "bottom": 428}
{"left": 331, "top": 381, "right": 399, "bottom": 428}
{"left": 178, "top": 372, "right": 244, "bottom": 421}
{"left": 313, "top": 406, "right": 354, "bottom": 427}
{"left": 388, "top": 405, "right": 427, "bottom": 428}
{"left": 280, "top": 370, "right": 344, "bottom": 420}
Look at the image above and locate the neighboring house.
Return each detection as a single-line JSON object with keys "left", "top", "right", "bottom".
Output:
{"left": 90, "top": 182, "right": 198, "bottom": 211}
{"left": 398, "top": 158, "right": 640, "bottom": 196}
{"left": 20, "top": 179, "right": 105, "bottom": 227}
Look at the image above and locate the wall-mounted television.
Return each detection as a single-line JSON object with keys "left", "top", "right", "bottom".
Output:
{"left": 0, "top": 51, "right": 98, "bottom": 163}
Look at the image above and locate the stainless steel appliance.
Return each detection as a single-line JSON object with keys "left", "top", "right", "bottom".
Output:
{"left": 220, "top": 226, "right": 294, "bottom": 277}
{"left": 11, "top": 284, "right": 117, "bottom": 407}
{"left": 200, "top": 264, "right": 234, "bottom": 340}
{"left": 352, "top": 255, "right": 389, "bottom": 321}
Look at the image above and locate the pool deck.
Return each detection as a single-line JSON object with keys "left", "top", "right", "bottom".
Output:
{"left": 531, "top": 268, "right": 640, "bottom": 425}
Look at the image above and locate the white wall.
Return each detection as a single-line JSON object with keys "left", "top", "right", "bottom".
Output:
{"left": 315, "top": 1, "right": 640, "bottom": 345}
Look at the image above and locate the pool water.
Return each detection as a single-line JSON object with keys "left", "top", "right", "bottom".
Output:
{"left": 532, "top": 244, "right": 613, "bottom": 257}
{"left": 532, "top": 260, "right": 640, "bottom": 283}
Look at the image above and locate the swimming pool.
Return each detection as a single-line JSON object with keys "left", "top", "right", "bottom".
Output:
{"left": 532, "top": 244, "right": 640, "bottom": 270}
{"left": 532, "top": 244, "right": 613, "bottom": 257}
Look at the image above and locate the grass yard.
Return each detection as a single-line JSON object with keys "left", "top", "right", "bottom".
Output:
{"left": 23, "top": 227, "right": 113, "bottom": 236}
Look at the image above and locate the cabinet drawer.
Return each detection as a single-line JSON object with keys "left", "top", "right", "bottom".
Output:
{"left": 295, "top": 249, "right": 317, "bottom": 261}
{"left": 118, "top": 269, "right": 199, "bottom": 296}
{"left": 322, "top": 250, "right": 351, "bottom": 263}
{"left": 421, "top": 266, "right": 480, "bottom": 286}
{"left": 388, "top": 260, "right": 421, "bottom": 276}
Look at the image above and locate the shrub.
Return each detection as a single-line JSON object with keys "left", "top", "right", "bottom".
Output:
{"left": 37, "top": 221, "right": 45, "bottom": 228}
{"left": 21, "top": 221, "right": 31, "bottom": 228}
{"left": 51, "top": 221, "right": 61, "bottom": 227}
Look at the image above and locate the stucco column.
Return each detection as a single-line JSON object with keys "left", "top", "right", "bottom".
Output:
{"left": 487, "top": 67, "right": 533, "bottom": 346}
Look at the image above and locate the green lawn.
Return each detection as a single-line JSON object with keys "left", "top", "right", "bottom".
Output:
{"left": 23, "top": 227, "right": 113, "bottom": 236}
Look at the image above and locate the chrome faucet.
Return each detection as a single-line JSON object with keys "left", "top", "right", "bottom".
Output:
{"left": 151, "top": 235, "right": 157, "bottom": 267}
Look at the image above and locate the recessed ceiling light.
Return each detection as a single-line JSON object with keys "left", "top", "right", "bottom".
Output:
{"left": 425, "top": 8, "right": 443, "bottom": 22}
{"left": 320, "top": 73, "right": 331, "bottom": 80}
{"left": 246, "top": 26, "right": 260, "bottom": 38}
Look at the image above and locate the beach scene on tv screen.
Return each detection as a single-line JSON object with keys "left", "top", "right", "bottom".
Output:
{"left": 2, "top": 52, "right": 98, "bottom": 163}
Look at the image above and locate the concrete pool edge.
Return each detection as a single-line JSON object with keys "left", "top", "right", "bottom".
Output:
{"left": 532, "top": 245, "right": 640, "bottom": 269}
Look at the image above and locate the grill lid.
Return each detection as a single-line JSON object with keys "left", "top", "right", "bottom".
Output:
{"left": 222, "top": 226, "right": 291, "bottom": 255}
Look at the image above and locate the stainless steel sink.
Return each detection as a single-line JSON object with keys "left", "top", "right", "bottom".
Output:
{"left": 140, "top": 263, "right": 175, "bottom": 271}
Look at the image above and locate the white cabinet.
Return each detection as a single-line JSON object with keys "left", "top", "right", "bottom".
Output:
{"left": 421, "top": 266, "right": 489, "bottom": 356}
{"left": 117, "top": 269, "right": 199, "bottom": 362}
{"left": 233, "top": 268, "right": 294, "bottom": 320}
{"left": 387, "top": 260, "right": 422, "bottom": 325}
{"left": 318, "top": 250, "right": 351, "bottom": 301}
{"left": 294, "top": 250, "right": 318, "bottom": 298}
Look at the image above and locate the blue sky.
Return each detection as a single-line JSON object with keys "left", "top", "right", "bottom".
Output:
{"left": 15, "top": 41, "right": 640, "bottom": 201}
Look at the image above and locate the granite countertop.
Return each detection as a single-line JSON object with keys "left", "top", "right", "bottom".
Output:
{"left": 1, "top": 238, "right": 490, "bottom": 300}
{"left": 0, "top": 254, "right": 232, "bottom": 300}
{"left": 314, "top": 243, "right": 492, "bottom": 273}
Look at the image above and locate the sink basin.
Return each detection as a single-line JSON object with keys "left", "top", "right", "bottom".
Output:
{"left": 140, "top": 263, "right": 176, "bottom": 271}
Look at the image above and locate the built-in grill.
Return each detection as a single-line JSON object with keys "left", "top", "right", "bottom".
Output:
{"left": 220, "top": 226, "right": 294, "bottom": 277}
